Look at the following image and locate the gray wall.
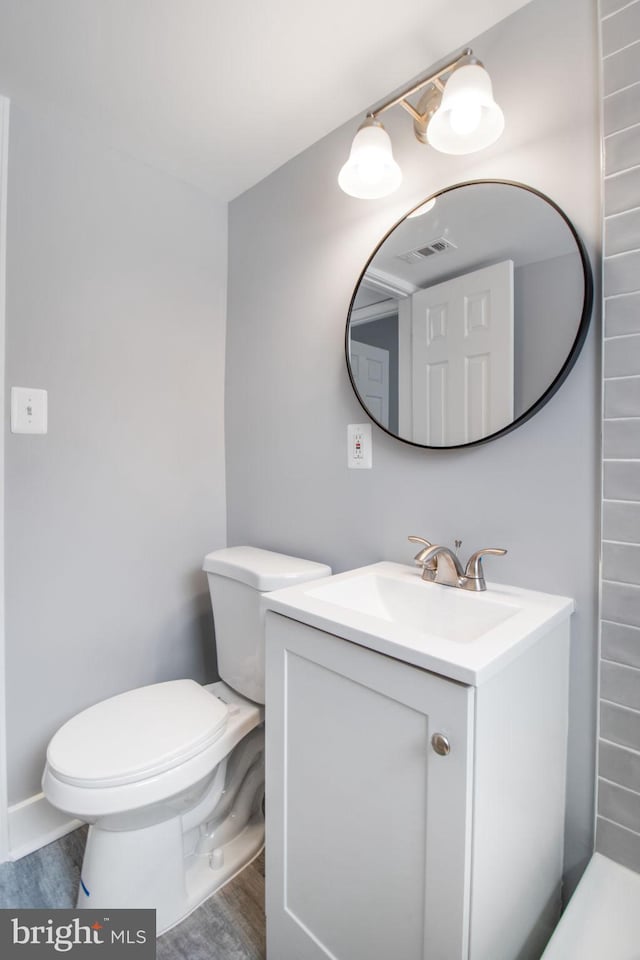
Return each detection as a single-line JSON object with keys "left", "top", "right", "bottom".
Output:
{"left": 597, "top": 0, "right": 640, "bottom": 873}
{"left": 4, "top": 96, "right": 228, "bottom": 803}
{"left": 227, "top": 0, "right": 600, "bottom": 892}
{"left": 514, "top": 253, "right": 584, "bottom": 415}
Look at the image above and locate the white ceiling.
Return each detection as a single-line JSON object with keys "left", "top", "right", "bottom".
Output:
{"left": 363, "top": 183, "right": 578, "bottom": 294}
{"left": 0, "top": 0, "right": 531, "bottom": 202}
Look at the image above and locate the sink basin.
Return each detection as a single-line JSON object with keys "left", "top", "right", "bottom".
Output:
{"left": 263, "top": 561, "right": 574, "bottom": 684}
{"left": 306, "top": 572, "right": 518, "bottom": 643}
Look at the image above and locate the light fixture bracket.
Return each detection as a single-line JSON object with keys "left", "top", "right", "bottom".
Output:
{"left": 411, "top": 88, "right": 442, "bottom": 144}
{"left": 369, "top": 49, "right": 480, "bottom": 144}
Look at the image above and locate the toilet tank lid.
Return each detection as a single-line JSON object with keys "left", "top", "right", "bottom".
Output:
{"left": 203, "top": 546, "right": 331, "bottom": 592}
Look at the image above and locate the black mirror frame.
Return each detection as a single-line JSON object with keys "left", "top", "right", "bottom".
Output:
{"left": 345, "top": 179, "right": 594, "bottom": 450}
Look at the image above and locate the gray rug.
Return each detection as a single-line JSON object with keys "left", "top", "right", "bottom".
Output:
{"left": 0, "top": 826, "right": 87, "bottom": 909}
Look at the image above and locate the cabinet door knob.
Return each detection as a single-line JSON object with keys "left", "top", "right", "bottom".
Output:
{"left": 431, "top": 733, "right": 451, "bottom": 756}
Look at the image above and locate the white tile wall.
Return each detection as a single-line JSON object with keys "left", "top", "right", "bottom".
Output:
{"left": 599, "top": 0, "right": 640, "bottom": 873}
{"left": 601, "top": 0, "right": 636, "bottom": 18}
{"left": 606, "top": 209, "right": 640, "bottom": 255}
{"left": 601, "top": 661, "right": 640, "bottom": 711}
{"left": 599, "top": 739, "right": 640, "bottom": 792}
{"left": 599, "top": 778, "right": 640, "bottom": 831}
{"left": 595, "top": 817, "right": 640, "bottom": 871}
{"left": 601, "top": 700, "right": 640, "bottom": 749}
{"left": 604, "top": 333, "right": 640, "bottom": 375}
{"left": 605, "top": 165, "right": 640, "bottom": 214}
{"left": 604, "top": 377, "right": 640, "bottom": 417}
{"left": 603, "top": 39, "right": 640, "bottom": 94}
{"left": 602, "top": 2, "right": 640, "bottom": 55}
{"left": 603, "top": 419, "right": 640, "bottom": 457}
{"left": 604, "top": 250, "right": 640, "bottom": 294}
{"left": 606, "top": 128, "right": 640, "bottom": 174}
{"left": 603, "top": 500, "right": 640, "bottom": 541}
{"left": 604, "top": 459, "right": 640, "bottom": 498}
{"left": 602, "top": 621, "right": 640, "bottom": 667}
{"left": 602, "top": 541, "right": 640, "bottom": 584}
{"left": 603, "top": 85, "right": 640, "bottom": 136}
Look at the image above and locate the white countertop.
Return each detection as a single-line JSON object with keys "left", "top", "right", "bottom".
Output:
{"left": 262, "top": 561, "right": 574, "bottom": 685}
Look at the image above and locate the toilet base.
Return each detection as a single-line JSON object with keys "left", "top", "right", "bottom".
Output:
{"left": 78, "top": 808, "right": 265, "bottom": 935}
{"left": 166, "top": 814, "right": 264, "bottom": 935}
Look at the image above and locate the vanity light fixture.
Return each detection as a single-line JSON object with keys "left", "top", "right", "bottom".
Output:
{"left": 338, "top": 49, "right": 504, "bottom": 199}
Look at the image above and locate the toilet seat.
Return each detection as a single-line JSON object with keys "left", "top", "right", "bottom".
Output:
{"left": 46, "top": 679, "right": 228, "bottom": 788}
{"left": 42, "top": 682, "right": 261, "bottom": 820}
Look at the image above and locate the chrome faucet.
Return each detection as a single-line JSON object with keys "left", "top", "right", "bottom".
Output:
{"left": 408, "top": 537, "right": 507, "bottom": 591}
{"left": 407, "top": 535, "right": 438, "bottom": 582}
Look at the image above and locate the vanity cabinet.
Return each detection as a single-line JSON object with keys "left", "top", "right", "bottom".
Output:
{"left": 265, "top": 610, "right": 570, "bottom": 960}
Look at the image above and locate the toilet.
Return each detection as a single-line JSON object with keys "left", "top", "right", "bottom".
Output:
{"left": 42, "top": 546, "right": 331, "bottom": 934}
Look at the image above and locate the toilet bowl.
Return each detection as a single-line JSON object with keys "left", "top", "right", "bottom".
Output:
{"left": 42, "top": 546, "right": 331, "bottom": 934}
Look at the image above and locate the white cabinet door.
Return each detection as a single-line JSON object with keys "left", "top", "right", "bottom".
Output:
{"left": 265, "top": 613, "right": 474, "bottom": 960}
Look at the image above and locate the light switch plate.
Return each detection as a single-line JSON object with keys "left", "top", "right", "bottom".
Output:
{"left": 11, "top": 387, "right": 48, "bottom": 434}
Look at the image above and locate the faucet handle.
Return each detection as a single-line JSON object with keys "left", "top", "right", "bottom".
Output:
{"left": 408, "top": 536, "right": 432, "bottom": 547}
{"left": 408, "top": 536, "right": 437, "bottom": 573}
{"left": 464, "top": 548, "right": 507, "bottom": 580}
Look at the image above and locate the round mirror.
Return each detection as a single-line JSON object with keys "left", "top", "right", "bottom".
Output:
{"left": 345, "top": 180, "right": 593, "bottom": 448}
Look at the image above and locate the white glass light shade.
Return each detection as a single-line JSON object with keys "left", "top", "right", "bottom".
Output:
{"left": 338, "top": 121, "right": 402, "bottom": 199}
{"left": 408, "top": 197, "right": 436, "bottom": 218}
{"left": 427, "top": 63, "right": 504, "bottom": 155}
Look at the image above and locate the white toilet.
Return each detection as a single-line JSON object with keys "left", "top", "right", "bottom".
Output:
{"left": 42, "top": 546, "right": 331, "bottom": 934}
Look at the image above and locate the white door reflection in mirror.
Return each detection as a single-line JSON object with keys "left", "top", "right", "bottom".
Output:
{"left": 350, "top": 339, "right": 390, "bottom": 428}
{"left": 403, "top": 260, "right": 514, "bottom": 445}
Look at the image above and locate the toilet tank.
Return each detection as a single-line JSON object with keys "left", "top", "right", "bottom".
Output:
{"left": 202, "top": 546, "right": 331, "bottom": 704}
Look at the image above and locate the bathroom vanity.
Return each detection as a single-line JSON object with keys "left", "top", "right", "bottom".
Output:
{"left": 263, "top": 562, "right": 574, "bottom": 960}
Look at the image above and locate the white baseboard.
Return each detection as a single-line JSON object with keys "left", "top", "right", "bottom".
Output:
{"left": 5, "top": 793, "right": 82, "bottom": 862}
